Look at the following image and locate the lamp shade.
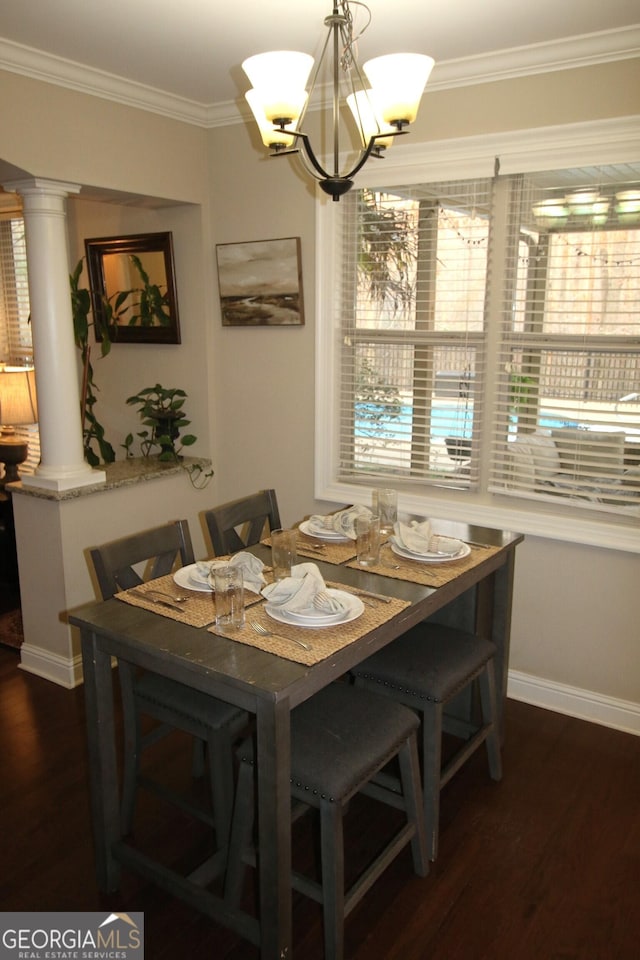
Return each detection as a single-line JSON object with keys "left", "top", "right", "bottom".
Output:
{"left": 346, "top": 90, "right": 396, "bottom": 149}
{"left": 242, "top": 51, "right": 313, "bottom": 124}
{"left": 0, "top": 366, "right": 38, "bottom": 426}
{"left": 615, "top": 190, "right": 640, "bottom": 223}
{"left": 363, "top": 53, "right": 434, "bottom": 125}
{"left": 245, "top": 90, "right": 297, "bottom": 148}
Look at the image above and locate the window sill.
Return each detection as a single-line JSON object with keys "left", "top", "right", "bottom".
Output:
{"left": 316, "top": 478, "right": 640, "bottom": 555}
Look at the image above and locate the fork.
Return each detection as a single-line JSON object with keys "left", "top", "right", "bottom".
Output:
{"left": 249, "top": 620, "right": 311, "bottom": 652}
{"left": 298, "top": 540, "right": 326, "bottom": 551}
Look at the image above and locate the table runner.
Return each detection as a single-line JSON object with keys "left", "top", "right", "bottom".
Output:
{"left": 115, "top": 572, "right": 263, "bottom": 628}
{"left": 207, "top": 584, "right": 410, "bottom": 666}
{"left": 346, "top": 541, "right": 502, "bottom": 588}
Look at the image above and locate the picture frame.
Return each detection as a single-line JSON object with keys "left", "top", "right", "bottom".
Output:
{"left": 85, "top": 232, "right": 181, "bottom": 344}
{"left": 216, "top": 237, "right": 305, "bottom": 326}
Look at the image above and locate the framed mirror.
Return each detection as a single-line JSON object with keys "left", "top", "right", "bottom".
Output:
{"left": 85, "top": 232, "right": 181, "bottom": 343}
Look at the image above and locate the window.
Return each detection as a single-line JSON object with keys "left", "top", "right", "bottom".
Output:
{"left": 0, "top": 198, "right": 39, "bottom": 475}
{"left": 316, "top": 138, "right": 640, "bottom": 548}
{"left": 335, "top": 180, "right": 491, "bottom": 490}
{"left": 490, "top": 175, "right": 640, "bottom": 516}
{"left": 0, "top": 207, "right": 32, "bottom": 364}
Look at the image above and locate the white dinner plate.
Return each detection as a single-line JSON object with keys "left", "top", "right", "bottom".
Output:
{"left": 174, "top": 563, "right": 212, "bottom": 592}
{"left": 390, "top": 539, "right": 471, "bottom": 564}
{"left": 265, "top": 589, "right": 364, "bottom": 628}
{"left": 299, "top": 519, "right": 351, "bottom": 542}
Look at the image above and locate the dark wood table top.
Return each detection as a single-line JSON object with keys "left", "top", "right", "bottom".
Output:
{"left": 70, "top": 523, "right": 522, "bottom": 711}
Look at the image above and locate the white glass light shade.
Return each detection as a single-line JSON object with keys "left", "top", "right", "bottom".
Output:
{"left": 532, "top": 199, "right": 569, "bottom": 224}
{"left": 0, "top": 366, "right": 38, "bottom": 427}
{"left": 565, "top": 190, "right": 602, "bottom": 216}
{"left": 616, "top": 190, "right": 640, "bottom": 223}
{"left": 363, "top": 53, "right": 434, "bottom": 125}
{"left": 346, "top": 90, "right": 395, "bottom": 149}
{"left": 242, "top": 51, "right": 313, "bottom": 124}
{"left": 245, "top": 90, "right": 296, "bottom": 148}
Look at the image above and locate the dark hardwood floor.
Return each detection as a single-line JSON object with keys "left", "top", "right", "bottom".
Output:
{"left": 1, "top": 643, "right": 638, "bottom": 959}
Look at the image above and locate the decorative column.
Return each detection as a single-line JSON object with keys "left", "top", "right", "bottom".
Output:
{"left": 5, "top": 178, "right": 105, "bottom": 490}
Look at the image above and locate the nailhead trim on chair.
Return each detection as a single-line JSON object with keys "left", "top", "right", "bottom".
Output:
{"left": 354, "top": 663, "right": 488, "bottom": 704}
{"left": 238, "top": 739, "right": 414, "bottom": 805}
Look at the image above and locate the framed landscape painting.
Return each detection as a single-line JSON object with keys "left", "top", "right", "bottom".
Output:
{"left": 216, "top": 237, "right": 305, "bottom": 326}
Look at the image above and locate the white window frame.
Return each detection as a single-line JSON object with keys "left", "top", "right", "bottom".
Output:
{"left": 315, "top": 115, "right": 640, "bottom": 554}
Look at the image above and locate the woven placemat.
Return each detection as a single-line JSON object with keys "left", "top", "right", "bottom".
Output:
{"left": 115, "top": 573, "right": 263, "bottom": 628}
{"left": 346, "top": 542, "right": 502, "bottom": 588}
{"left": 262, "top": 534, "right": 358, "bottom": 565}
{"left": 207, "top": 584, "right": 410, "bottom": 666}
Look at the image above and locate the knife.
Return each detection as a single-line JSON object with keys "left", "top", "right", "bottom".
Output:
{"left": 349, "top": 588, "right": 393, "bottom": 604}
{"left": 128, "top": 588, "right": 185, "bottom": 611}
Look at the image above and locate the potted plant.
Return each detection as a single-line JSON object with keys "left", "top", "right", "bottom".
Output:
{"left": 70, "top": 259, "right": 117, "bottom": 466}
{"left": 124, "top": 384, "right": 197, "bottom": 460}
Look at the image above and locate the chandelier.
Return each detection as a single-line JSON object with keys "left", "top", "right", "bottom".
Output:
{"left": 242, "top": 1, "right": 434, "bottom": 200}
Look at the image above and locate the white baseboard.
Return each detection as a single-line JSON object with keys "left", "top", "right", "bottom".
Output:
{"left": 16, "top": 648, "right": 640, "bottom": 736}
{"left": 19, "top": 642, "right": 84, "bottom": 689}
{"left": 507, "top": 670, "right": 640, "bottom": 736}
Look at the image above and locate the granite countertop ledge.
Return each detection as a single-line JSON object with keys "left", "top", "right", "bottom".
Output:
{"left": 8, "top": 456, "right": 211, "bottom": 501}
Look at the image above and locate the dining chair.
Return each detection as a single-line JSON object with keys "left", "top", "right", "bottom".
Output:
{"left": 224, "top": 682, "right": 428, "bottom": 960}
{"left": 89, "top": 519, "right": 248, "bottom": 851}
{"left": 352, "top": 621, "right": 502, "bottom": 860}
{"left": 204, "top": 488, "right": 281, "bottom": 555}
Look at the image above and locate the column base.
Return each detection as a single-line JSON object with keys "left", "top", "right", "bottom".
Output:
{"left": 21, "top": 463, "right": 106, "bottom": 492}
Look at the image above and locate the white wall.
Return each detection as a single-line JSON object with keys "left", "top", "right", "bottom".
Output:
{"left": 1, "top": 58, "right": 638, "bottom": 730}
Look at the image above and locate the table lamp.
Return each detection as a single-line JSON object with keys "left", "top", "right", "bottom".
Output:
{"left": 0, "top": 365, "right": 39, "bottom": 488}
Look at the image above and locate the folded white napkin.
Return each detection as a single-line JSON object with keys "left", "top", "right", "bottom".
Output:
{"left": 197, "top": 552, "right": 266, "bottom": 594}
{"left": 261, "top": 562, "right": 346, "bottom": 615}
{"left": 308, "top": 504, "right": 372, "bottom": 540}
{"left": 393, "top": 520, "right": 462, "bottom": 557}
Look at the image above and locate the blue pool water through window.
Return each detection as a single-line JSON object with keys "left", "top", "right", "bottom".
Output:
{"left": 355, "top": 402, "right": 578, "bottom": 440}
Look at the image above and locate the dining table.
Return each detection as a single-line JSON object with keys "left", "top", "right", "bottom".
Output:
{"left": 70, "top": 516, "right": 523, "bottom": 959}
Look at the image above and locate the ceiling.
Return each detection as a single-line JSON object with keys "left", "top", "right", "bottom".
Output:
{"left": 1, "top": 0, "right": 638, "bottom": 122}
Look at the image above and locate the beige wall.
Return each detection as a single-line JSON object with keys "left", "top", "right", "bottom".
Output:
{"left": 1, "top": 59, "right": 639, "bottom": 726}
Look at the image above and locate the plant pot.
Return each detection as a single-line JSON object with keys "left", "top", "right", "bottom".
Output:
{"left": 148, "top": 411, "right": 181, "bottom": 457}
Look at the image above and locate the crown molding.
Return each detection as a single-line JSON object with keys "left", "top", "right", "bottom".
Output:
{"left": 427, "top": 24, "right": 640, "bottom": 91}
{"left": 0, "top": 25, "right": 638, "bottom": 129}
{"left": 0, "top": 37, "right": 211, "bottom": 127}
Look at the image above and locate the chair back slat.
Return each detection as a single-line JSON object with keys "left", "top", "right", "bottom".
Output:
{"left": 90, "top": 519, "right": 195, "bottom": 599}
{"left": 205, "top": 490, "right": 280, "bottom": 556}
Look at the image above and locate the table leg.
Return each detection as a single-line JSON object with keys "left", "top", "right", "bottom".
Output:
{"left": 255, "top": 697, "right": 292, "bottom": 959}
{"left": 81, "top": 627, "right": 122, "bottom": 892}
{"left": 476, "top": 550, "right": 516, "bottom": 742}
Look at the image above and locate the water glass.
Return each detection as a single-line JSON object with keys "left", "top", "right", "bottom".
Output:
{"left": 355, "top": 514, "right": 380, "bottom": 567}
{"left": 271, "top": 528, "right": 297, "bottom": 581}
{"left": 213, "top": 564, "right": 245, "bottom": 631}
{"left": 373, "top": 488, "right": 398, "bottom": 536}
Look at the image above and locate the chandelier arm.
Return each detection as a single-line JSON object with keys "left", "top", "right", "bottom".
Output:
{"left": 296, "top": 18, "right": 334, "bottom": 133}
{"left": 331, "top": 8, "right": 342, "bottom": 177}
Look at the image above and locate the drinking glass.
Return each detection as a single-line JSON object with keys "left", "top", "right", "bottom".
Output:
{"left": 355, "top": 514, "right": 380, "bottom": 567}
{"left": 271, "top": 528, "right": 297, "bottom": 581}
{"left": 212, "top": 564, "right": 245, "bottom": 631}
{"left": 372, "top": 488, "right": 397, "bottom": 536}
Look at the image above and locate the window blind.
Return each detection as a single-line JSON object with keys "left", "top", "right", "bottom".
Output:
{"left": 488, "top": 173, "right": 640, "bottom": 516}
{"left": 0, "top": 212, "right": 33, "bottom": 364}
{"left": 336, "top": 179, "right": 492, "bottom": 490}
{"left": 0, "top": 204, "right": 39, "bottom": 475}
